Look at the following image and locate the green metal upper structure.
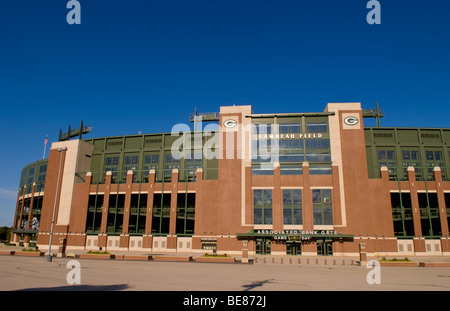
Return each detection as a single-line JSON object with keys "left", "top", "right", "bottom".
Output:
{"left": 365, "top": 127, "right": 450, "bottom": 181}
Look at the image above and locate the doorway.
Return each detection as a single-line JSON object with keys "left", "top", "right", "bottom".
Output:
{"left": 286, "top": 241, "right": 302, "bottom": 256}
{"left": 256, "top": 238, "right": 271, "bottom": 255}
{"left": 317, "top": 240, "right": 333, "bottom": 256}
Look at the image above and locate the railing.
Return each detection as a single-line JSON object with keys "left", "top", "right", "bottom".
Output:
{"left": 189, "top": 112, "right": 220, "bottom": 122}
{"left": 76, "top": 168, "right": 218, "bottom": 185}
{"left": 362, "top": 108, "right": 384, "bottom": 118}
{"left": 368, "top": 166, "right": 449, "bottom": 182}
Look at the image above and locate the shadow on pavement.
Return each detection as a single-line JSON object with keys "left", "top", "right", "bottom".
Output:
{"left": 15, "top": 284, "right": 129, "bottom": 291}
{"left": 242, "top": 279, "right": 273, "bottom": 291}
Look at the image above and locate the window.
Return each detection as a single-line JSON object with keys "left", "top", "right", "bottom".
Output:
{"left": 445, "top": 193, "right": 450, "bottom": 235}
{"left": 279, "top": 139, "right": 304, "bottom": 163}
{"left": 401, "top": 149, "right": 421, "bottom": 180}
{"left": 123, "top": 154, "right": 139, "bottom": 182}
{"left": 251, "top": 120, "right": 331, "bottom": 176}
{"left": 253, "top": 189, "right": 272, "bottom": 225}
{"left": 37, "top": 164, "right": 47, "bottom": 185}
{"left": 309, "top": 164, "right": 332, "bottom": 175}
{"left": 283, "top": 189, "right": 302, "bottom": 225}
{"left": 164, "top": 153, "right": 180, "bottom": 182}
{"left": 418, "top": 193, "right": 441, "bottom": 237}
{"left": 128, "top": 194, "right": 147, "bottom": 234}
{"left": 152, "top": 193, "right": 171, "bottom": 234}
{"left": 27, "top": 167, "right": 35, "bottom": 185}
{"left": 176, "top": 193, "right": 195, "bottom": 235}
{"left": 279, "top": 123, "right": 301, "bottom": 134}
{"left": 305, "top": 139, "right": 331, "bottom": 162}
{"left": 253, "top": 124, "right": 273, "bottom": 135}
{"left": 143, "top": 152, "right": 159, "bottom": 182}
{"left": 20, "top": 170, "right": 28, "bottom": 188}
{"left": 280, "top": 164, "right": 302, "bottom": 175}
{"left": 312, "top": 189, "right": 333, "bottom": 225}
{"left": 107, "top": 194, "right": 125, "bottom": 234}
{"left": 377, "top": 149, "right": 397, "bottom": 179}
{"left": 251, "top": 163, "right": 274, "bottom": 175}
{"left": 86, "top": 194, "right": 104, "bottom": 233}
{"left": 390, "top": 192, "right": 414, "bottom": 237}
{"left": 251, "top": 138, "right": 278, "bottom": 163}
{"left": 425, "top": 150, "right": 444, "bottom": 180}
{"left": 251, "top": 124, "right": 278, "bottom": 171}
{"left": 105, "top": 155, "right": 120, "bottom": 183}
{"left": 183, "top": 152, "right": 202, "bottom": 182}
{"left": 307, "top": 122, "right": 327, "bottom": 133}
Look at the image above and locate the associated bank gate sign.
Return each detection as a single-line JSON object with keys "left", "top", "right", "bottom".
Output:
{"left": 236, "top": 229, "right": 354, "bottom": 242}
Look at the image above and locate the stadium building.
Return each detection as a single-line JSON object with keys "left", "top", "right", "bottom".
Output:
{"left": 10, "top": 103, "right": 450, "bottom": 257}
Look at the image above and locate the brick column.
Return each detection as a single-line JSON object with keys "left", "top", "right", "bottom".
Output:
{"left": 168, "top": 169, "right": 179, "bottom": 250}
{"left": 407, "top": 166, "right": 422, "bottom": 237}
{"left": 121, "top": 170, "right": 133, "bottom": 234}
{"left": 302, "top": 161, "right": 315, "bottom": 255}
{"left": 143, "top": 169, "right": 156, "bottom": 249}
{"left": 120, "top": 170, "right": 134, "bottom": 249}
{"left": 98, "top": 171, "right": 112, "bottom": 248}
{"left": 331, "top": 164, "right": 342, "bottom": 226}
{"left": 433, "top": 167, "right": 449, "bottom": 237}
{"left": 272, "top": 162, "right": 282, "bottom": 231}
{"left": 272, "top": 162, "right": 284, "bottom": 254}
{"left": 17, "top": 186, "right": 26, "bottom": 230}
{"left": 302, "top": 162, "right": 313, "bottom": 231}
{"left": 27, "top": 183, "right": 36, "bottom": 230}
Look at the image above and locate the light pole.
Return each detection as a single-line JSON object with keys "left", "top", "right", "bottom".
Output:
{"left": 45, "top": 147, "right": 67, "bottom": 262}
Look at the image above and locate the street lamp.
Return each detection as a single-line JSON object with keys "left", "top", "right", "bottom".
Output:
{"left": 45, "top": 147, "right": 67, "bottom": 262}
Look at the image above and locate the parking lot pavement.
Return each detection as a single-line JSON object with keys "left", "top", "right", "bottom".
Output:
{"left": 0, "top": 255, "right": 449, "bottom": 292}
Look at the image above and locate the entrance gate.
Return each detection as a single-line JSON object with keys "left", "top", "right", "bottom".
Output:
{"left": 286, "top": 241, "right": 302, "bottom": 255}
{"left": 317, "top": 240, "right": 333, "bottom": 256}
{"left": 256, "top": 238, "right": 271, "bottom": 255}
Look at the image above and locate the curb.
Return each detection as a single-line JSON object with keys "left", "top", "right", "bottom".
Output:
{"left": 1, "top": 250, "right": 449, "bottom": 267}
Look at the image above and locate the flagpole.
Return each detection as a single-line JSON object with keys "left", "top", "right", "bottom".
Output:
{"left": 43, "top": 135, "right": 48, "bottom": 159}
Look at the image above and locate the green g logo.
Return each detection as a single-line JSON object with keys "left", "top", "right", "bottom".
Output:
{"left": 344, "top": 116, "right": 359, "bottom": 126}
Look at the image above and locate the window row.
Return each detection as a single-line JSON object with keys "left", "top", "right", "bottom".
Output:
{"left": 390, "top": 192, "right": 450, "bottom": 238}
{"left": 251, "top": 163, "right": 332, "bottom": 175}
{"left": 99, "top": 151, "right": 207, "bottom": 183}
{"left": 85, "top": 192, "right": 196, "bottom": 235}
{"left": 15, "top": 196, "right": 44, "bottom": 231}
{"left": 376, "top": 148, "right": 449, "bottom": 181}
{"left": 20, "top": 163, "right": 47, "bottom": 188}
{"left": 253, "top": 122, "right": 328, "bottom": 135}
{"left": 252, "top": 139, "right": 331, "bottom": 163}
{"left": 253, "top": 189, "right": 333, "bottom": 226}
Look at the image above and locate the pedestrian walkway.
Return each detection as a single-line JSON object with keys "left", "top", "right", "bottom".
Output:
{"left": 2, "top": 243, "right": 450, "bottom": 266}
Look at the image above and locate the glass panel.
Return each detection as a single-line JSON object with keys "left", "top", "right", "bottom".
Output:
{"left": 279, "top": 123, "right": 301, "bottom": 134}
{"left": 313, "top": 189, "right": 332, "bottom": 225}
{"left": 307, "top": 122, "right": 327, "bottom": 133}
{"left": 253, "top": 189, "right": 272, "bottom": 225}
{"left": 152, "top": 193, "right": 171, "bottom": 234}
{"left": 283, "top": 189, "right": 302, "bottom": 225}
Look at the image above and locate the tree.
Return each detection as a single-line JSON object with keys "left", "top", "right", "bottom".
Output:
{"left": 0, "top": 226, "right": 12, "bottom": 242}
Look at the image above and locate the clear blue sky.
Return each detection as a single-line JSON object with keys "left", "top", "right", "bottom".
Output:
{"left": 0, "top": 0, "right": 449, "bottom": 226}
